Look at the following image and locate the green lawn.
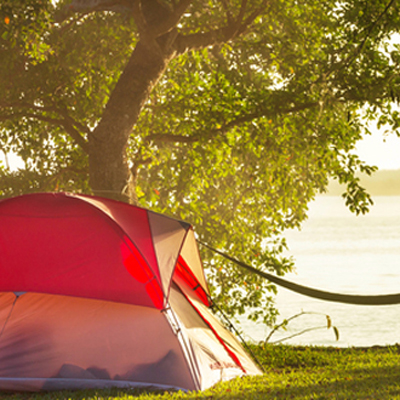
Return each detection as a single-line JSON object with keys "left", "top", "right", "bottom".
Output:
{"left": 2, "top": 344, "right": 400, "bottom": 400}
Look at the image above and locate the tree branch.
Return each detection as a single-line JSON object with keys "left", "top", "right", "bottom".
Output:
{"left": 0, "top": 101, "right": 56, "bottom": 113}
{"left": 146, "top": 101, "right": 318, "bottom": 145}
{"left": 59, "top": 118, "right": 90, "bottom": 154}
{"left": 56, "top": 108, "right": 92, "bottom": 136}
{"left": 0, "top": 111, "right": 89, "bottom": 153}
{"left": 131, "top": 0, "right": 147, "bottom": 35}
{"left": 173, "top": 1, "right": 267, "bottom": 54}
{"left": 152, "top": 0, "right": 192, "bottom": 37}
{"left": 145, "top": 112, "right": 259, "bottom": 144}
{"left": 344, "top": 0, "right": 397, "bottom": 70}
{"left": 220, "top": 0, "right": 234, "bottom": 25}
{"left": 0, "top": 101, "right": 92, "bottom": 135}
{"left": 133, "top": 0, "right": 192, "bottom": 39}
{"left": 236, "top": 0, "right": 248, "bottom": 25}
{"left": 315, "top": 0, "right": 398, "bottom": 85}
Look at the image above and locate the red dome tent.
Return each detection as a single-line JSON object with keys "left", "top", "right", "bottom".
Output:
{"left": 0, "top": 193, "right": 261, "bottom": 391}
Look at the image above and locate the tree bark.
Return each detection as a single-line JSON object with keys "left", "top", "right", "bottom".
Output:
{"left": 87, "top": 1, "right": 261, "bottom": 204}
{"left": 89, "top": 39, "right": 174, "bottom": 203}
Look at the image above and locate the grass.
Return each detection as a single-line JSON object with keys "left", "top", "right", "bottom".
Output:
{"left": 2, "top": 344, "right": 400, "bottom": 399}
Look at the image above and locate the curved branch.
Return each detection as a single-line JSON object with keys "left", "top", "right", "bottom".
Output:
{"left": 0, "top": 101, "right": 92, "bottom": 136}
{"left": 56, "top": 109, "right": 92, "bottom": 136}
{"left": 146, "top": 101, "right": 318, "bottom": 145}
{"left": 0, "top": 111, "right": 89, "bottom": 154}
{"left": 151, "top": 0, "right": 193, "bottom": 38}
{"left": 345, "top": 0, "right": 397, "bottom": 70}
{"left": 173, "top": 1, "right": 267, "bottom": 55}
{"left": 145, "top": 112, "right": 260, "bottom": 144}
{"left": 59, "top": 118, "right": 90, "bottom": 154}
{"left": 236, "top": 0, "right": 249, "bottom": 25}
{"left": 316, "top": 0, "right": 398, "bottom": 84}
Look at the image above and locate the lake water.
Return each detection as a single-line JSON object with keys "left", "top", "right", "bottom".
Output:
{"left": 240, "top": 196, "right": 400, "bottom": 347}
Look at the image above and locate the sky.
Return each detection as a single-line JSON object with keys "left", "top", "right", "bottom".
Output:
{"left": 353, "top": 128, "right": 400, "bottom": 170}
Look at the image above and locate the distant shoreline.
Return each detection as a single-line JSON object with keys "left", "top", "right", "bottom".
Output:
{"left": 325, "top": 169, "right": 400, "bottom": 196}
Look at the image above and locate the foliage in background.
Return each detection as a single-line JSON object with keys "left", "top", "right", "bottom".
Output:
{"left": 1, "top": 0, "right": 400, "bottom": 325}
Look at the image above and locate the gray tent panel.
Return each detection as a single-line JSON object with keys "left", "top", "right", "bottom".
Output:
{"left": 148, "top": 212, "right": 189, "bottom": 296}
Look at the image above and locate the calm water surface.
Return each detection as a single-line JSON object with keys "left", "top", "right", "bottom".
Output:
{"left": 241, "top": 196, "right": 400, "bottom": 347}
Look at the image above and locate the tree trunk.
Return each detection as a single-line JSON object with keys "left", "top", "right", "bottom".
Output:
{"left": 89, "top": 39, "right": 173, "bottom": 203}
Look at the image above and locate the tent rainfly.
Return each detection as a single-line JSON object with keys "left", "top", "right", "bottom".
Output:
{"left": 0, "top": 192, "right": 261, "bottom": 391}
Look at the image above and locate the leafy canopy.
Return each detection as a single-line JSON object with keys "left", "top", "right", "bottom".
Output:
{"left": 1, "top": 0, "right": 400, "bottom": 325}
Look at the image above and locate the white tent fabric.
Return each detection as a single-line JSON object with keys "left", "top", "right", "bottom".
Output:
{"left": 0, "top": 292, "right": 194, "bottom": 391}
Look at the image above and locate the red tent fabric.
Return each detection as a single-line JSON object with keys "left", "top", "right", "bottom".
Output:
{"left": 0, "top": 192, "right": 208, "bottom": 309}
{"left": 0, "top": 193, "right": 260, "bottom": 392}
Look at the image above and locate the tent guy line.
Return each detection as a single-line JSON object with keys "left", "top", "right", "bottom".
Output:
{"left": 199, "top": 242, "right": 400, "bottom": 306}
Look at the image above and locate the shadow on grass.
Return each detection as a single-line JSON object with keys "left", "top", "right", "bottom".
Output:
{"left": 2, "top": 354, "right": 400, "bottom": 400}
{"left": 0, "top": 387, "right": 167, "bottom": 400}
{"left": 3, "top": 366, "right": 400, "bottom": 400}
{"left": 189, "top": 364, "right": 400, "bottom": 400}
